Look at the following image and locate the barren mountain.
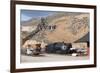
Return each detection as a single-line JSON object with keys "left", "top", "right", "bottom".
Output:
{"left": 21, "top": 12, "right": 89, "bottom": 44}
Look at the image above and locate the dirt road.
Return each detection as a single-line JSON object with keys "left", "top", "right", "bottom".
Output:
{"left": 21, "top": 53, "right": 89, "bottom": 63}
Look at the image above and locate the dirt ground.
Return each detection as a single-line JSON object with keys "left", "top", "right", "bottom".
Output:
{"left": 21, "top": 53, "right": 89, "bottom": 63}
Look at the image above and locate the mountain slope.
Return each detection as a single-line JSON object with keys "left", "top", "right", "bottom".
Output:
{"left": 21, "top": 12, "right": 90, "bottom": 44}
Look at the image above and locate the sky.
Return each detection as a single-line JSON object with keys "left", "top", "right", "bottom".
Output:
{"left": 21, "top": 10, "right": 56, "bottom": 21}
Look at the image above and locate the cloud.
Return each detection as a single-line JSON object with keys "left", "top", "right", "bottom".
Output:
{"left": 21, "top": 14, "right": 32, "bottom": 21}
{"left": 20, "top": 10, "right": 56, "bottom": 21}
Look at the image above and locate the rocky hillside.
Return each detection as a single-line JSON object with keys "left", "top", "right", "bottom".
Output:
{"left": 21, "top": 12, "right": 89, "bottom": 44}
